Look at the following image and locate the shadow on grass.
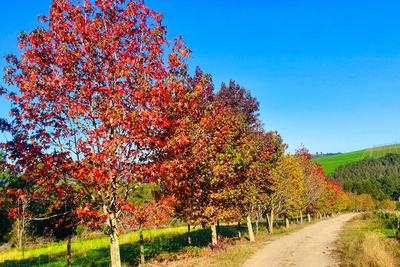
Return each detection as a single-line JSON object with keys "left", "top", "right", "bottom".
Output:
{"left": 1, "top": 221, "right": 276, "bottom": 267}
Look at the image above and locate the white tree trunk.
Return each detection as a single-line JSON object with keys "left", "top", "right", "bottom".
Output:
{"left": 269, "top": 210, "right": 274, "bottom": 233}
{"left": 211, "top": 223, "right": 218, "bottom": 245}
{"left": 247, "top": 215, "right": 255, "bottom": 242}
{"left": 108, "top": 215, "right": 121, "bottom": 267}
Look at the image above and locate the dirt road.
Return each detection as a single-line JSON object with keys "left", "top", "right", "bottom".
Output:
{"left": 243, "top": 213, "right": 358, "bottom": 267}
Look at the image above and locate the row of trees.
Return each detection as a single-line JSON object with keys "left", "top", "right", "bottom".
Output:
{"left": 0, "top": 0, "right": 348, "bottom": 266}
{"left": 346, "top": 192, "right": 397, "bottom": 211}
{"left": 264, "top": 150, "right": 348, "bottom": 233}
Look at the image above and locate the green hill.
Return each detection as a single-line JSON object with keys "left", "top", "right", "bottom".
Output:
{"left": 313, "top": 144, "right": 400, "bottom": 174}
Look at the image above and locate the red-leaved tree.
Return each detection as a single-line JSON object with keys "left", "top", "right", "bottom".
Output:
{"left": 1, "top": 0, "right": 193, "bottom": 266}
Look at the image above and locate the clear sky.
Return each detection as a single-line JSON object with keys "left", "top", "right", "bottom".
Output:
{"left": 1, "top": 0, "right": 399, "bottom": 154}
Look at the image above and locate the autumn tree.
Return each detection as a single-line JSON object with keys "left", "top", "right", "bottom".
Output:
{"left": 295, "top": 146, "right": 327, "bottom": 222}
{"left": 319, "top": 178, "right": 348, "bottom": 215}
{"left": 377, "top": 199, "right": 396, "bottom": 210}
{"left": 264, "top": 154, "right": 307, "bottom": 233}
{"left": 358, "top": 194, "right": 376, "bottom": 211}
{"left": 229, "top": 130, "right": 284, "bottom": 240}
{"left": 160, "top": 100, "right": 252, "bottom": 245}
{"left": 1, "top": 0, "right": 193, "bottom": 266}
{"left": 214, "top": 80, "right": 286, "bottom": 241}
{"left": 217, "top": 80, "right": 260, "bottom": 127}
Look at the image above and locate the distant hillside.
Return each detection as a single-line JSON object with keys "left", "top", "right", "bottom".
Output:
{"left": 328, "top": 153, "right": 400, "bottom": 201}
{"left": 311, "top": 152, "right": 342, "bottom": 159}
{"left": 313, "top": 143, "right": 400, "bottom": 174}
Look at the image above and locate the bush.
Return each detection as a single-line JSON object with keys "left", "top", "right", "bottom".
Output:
{"left": 377, "top": 200, "right": 396, "bottom": 210}
{"left": 209, "top": 235, "right": 232, "bottom": 251}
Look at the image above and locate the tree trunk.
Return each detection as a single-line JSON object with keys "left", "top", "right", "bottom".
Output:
{"left": 67, "top": 235, "right": 72, "bottom": 267}
{"left": 109, "top": 215, "right": 121, "bottom": 267}
{"left": 22, "top": 209, "right": 25, "bottom": 258}
{"left": 140, "top": 228, "right": 145, "bottom": 265}
{"left": 187, "top": 223, "right": 191, "bottom": 245}
{"left": 247, "top": 215, "right": 255, "bottom": 242}
{"left": 300, "top": 211, "right": 303, "bottom": 225}
{"left": 285, "top": 215, "right": 290, "bottom": 229}
{"left": 269, "top": 210, "right": 274, "bottom": 233}
{"left": 217, "top": 220, "right": 220, "bottom": 239}
{"left": 255, "top": 215, "right": 259, "bottom": 236}
{"left": 307, "top": 212, "right": 311, "bottom": 223}
{"left": 266, "top": 213, "right": 270, "bottom": 233}
{"left": 17, "top": 220, "right": 21, "bottom": 249}
{"left": 211, "top": 223, "right": 218, "bottom": 245}
{"left": 238, "top": 221, "right": 242, "bottom": 239}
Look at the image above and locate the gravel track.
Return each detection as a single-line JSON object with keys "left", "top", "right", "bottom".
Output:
{"left": 242, "top": 213, "right": 358, "bottom": 267}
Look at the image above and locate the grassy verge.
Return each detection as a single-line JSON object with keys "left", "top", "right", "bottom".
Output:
{"left": 0, "top": 216, "right": 314, "bottom": 267}
{"left": 334, "top": 213, "right": 400, "bottom": 267}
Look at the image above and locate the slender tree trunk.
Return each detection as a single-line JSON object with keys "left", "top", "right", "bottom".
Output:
{"left": 187, "top": 223, "right": 191, "bottom": 245}
{"left": 247, "top": 215, "right": 255, "bottom": 242}
{"left": 22, "top": 236, "right": 25, "bottom": 259}
{"left": 17, "top": 219, "right": 21, "bottom": 249}
{"left": 300, "top": 211, "right": 303, "bottom": 225}
{"left": 255, "top": 215, "right": 259, "bottom": 236}
{"left": 211, "top": 223, "right": 218, "bottom": 245}
{"left": 238, "top": 221, "right": 242, "bottom": 239}
{"left": 285, "top": 215, "right": 290, "bottom": 229}
{"left": 217, "top": 220, "right": 220, "bottom": 239}
{"left": 109, "top": 215, "right": 121, "bottom": 267}
{"left": 266, "top": 213, "right": 270, "bottom": 233}
{"left": 67, "top": 235, "right": 72, "bottom": 267}
{"left": 307, "top": 212, "right": 311, "bottom": 223}
{"left": 140, "top": 228, "right": 145, "bottom": 265}
{"left": 22, "top": 210, "right": 25, "bottom": 258}
{"left": 269, "top": 210, "right": 274, "bottom": 233}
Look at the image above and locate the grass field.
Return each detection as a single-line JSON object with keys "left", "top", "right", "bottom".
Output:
{"left": 0, "top": 220, "right": 278, "bottom": 267}
{"left": 0, "top": 224, "right": 225, "bottom": 267}
{"left": 313, "top": 144, "right": 400, "bottom": 174}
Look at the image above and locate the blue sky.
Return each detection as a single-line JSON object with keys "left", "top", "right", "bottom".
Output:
{"left": 1, "top": 0, "right": 400, "bottom": 154}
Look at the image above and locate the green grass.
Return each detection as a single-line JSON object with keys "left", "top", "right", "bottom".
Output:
{"left": 313, "top": 144, "right": 400, "bottom": 174}
{"left": 334, "top": 213, "right": 400, "bottom": 267}
{"left": 0, "top": 222, "right": 265, "bottom": 267}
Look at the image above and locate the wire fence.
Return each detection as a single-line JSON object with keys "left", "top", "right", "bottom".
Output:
{"left": 372, "top": 142, "right": 400, "bottom": 148}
